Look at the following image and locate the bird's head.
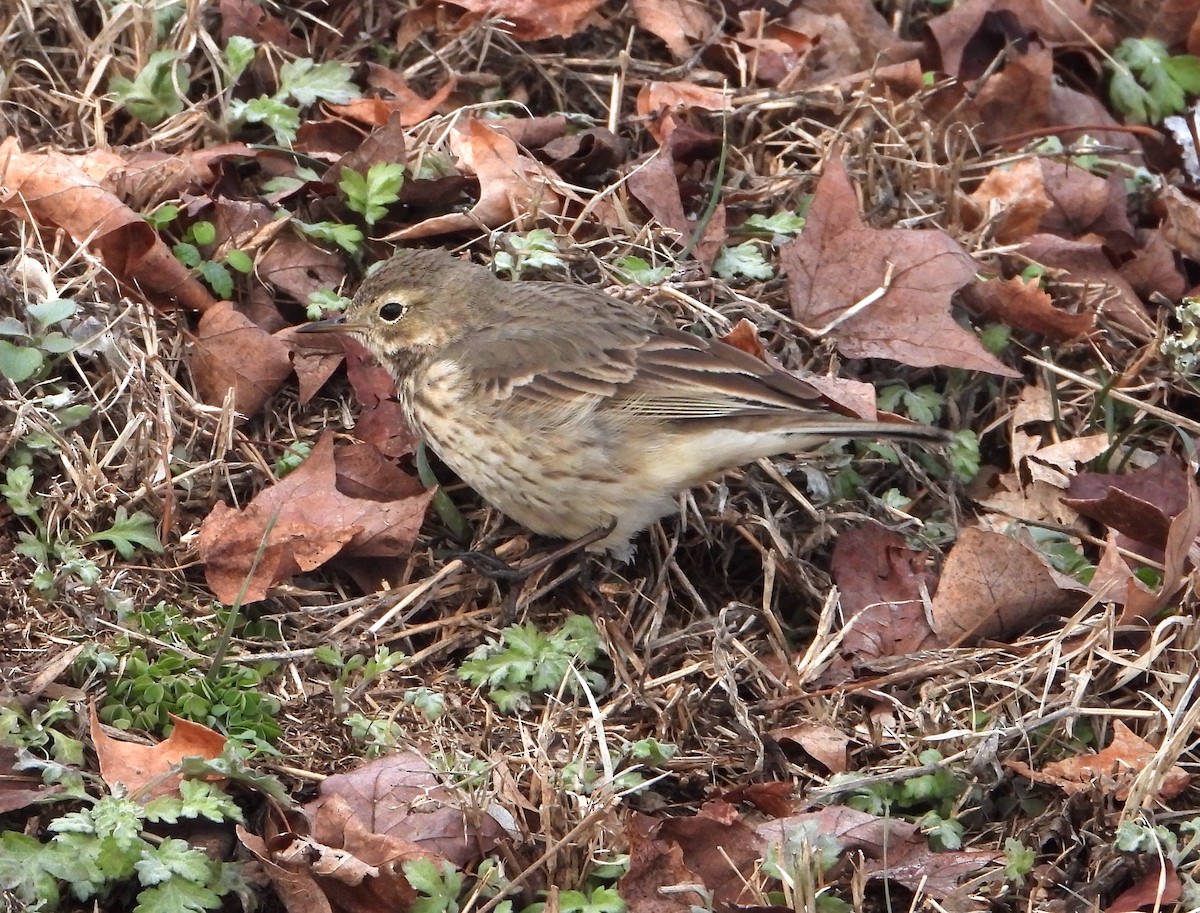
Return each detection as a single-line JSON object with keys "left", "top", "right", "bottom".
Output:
{"left": 299, "top": 248, "right": 491, "bottom": 362}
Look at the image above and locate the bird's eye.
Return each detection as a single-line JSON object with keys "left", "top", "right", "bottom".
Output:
{"left": 378, "top": 301, "right": 408, "bottom": 322}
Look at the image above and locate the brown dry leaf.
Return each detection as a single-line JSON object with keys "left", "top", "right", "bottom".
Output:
{"left": 1064, "top": 454, "right": 1192, "bottom": 551}
{"left": 628, "top": 0, "right": 717, "bottom": 59}
{"left": 1149, "top": 1, "right": 1200, "bottom": 47}
{"left": 197, "top": 433, "right": 432, "bottom": 603}
{"left": 238, "top": 826, "right": 335, "bottom": 913}
{"left": 343, "top": 337, "right": 403, "bottom": 408}
{"left": 636, "top": 82, "right": 732, "bottom": 145}
{"left": 831, "top": 522, "right": 942, "bottom": 666}
{"left": 930, "top": 527, "right": 1089, "bottom": 644}
{"left": 258, "top": 233, "right": 347, "bottom": 304}
{"left": 366, "top": 65, "right": 458, "bottom": 126}
{"left": 490, "top": 115, "right": 571, "bottom": 150}
{"left": 969, "top": 159, "right": 1053, "bottom": 243}
{"left": 1059, "top": 455, "right": 1200, "bottom": 625}
{"left": 1118, "top": 229, "right": 1187, "bottom": 302}
{"left": 1039, "top": 164, "right": 1131, "bottom": 240}
{"left": 636, "top": 802, "right": 765, "bottom": 904}
{"left": 0, "top": 138, "right": 215, "bottom": 312}
{"left": 715, "top": 10, "right": 814, "bottom": 86}
{"left": 272, "top": 834, "right": 380, "bottom": 884}
{"left": 1160, "top": 184, "right": 1200, "bottom": 263}
{"left": 1018, "top": 234, "right": 1155, "bottom": 338}
{"left": 769, "top": 722, "right": 850, "bottom": 773}
{"left": 354, "top": 400, "right": 421, "bottom": 459}
{"left": 962, "top": 275, "right": 1095, "bottom": 341}
{"left": 717, "top": 318, "right": 768, "bottom": 360}
{"left": 441, "top": 0, "right": 606, "bottom": 40}
{"left": 627, "top": 799, "right": 998, "bottom": 904}
{"left": 782, "top": 155, "right": 1016, "bottom": 375}
{"left": 307, "top": 795, "right": 431, "bottom": 905}
{"left": 538, "top": 127, "right": 629, "bottom": 180}
{"left": 715, "top": 781, "right": 796, "bottom": 818}
{"left": 754, "top": 806, "right": 1001, "bottom": 899}
{"left": 90, "top": 708, "right": 225, "bottom": 801}
{"left": 788, "top": 0, "right": 922, "bottom": 80}
{"left": 1089, "top": 530, "right": 1157, "bottom": 612}
{"left": 337, "top": 337, "right": 422, "bottom": 457}
{"left": 1005, "top": 720, "right": 1191, "bottom": 802}
{"left": 304, "top": 751, "right": 505, "bottom": 869}
{"left": 1108, "top": 860, "right": 1182, "bottom": 913}
{"left": 620, "top": 813, "right": 703, "bottom": 913}
{"left": 218, "top": 0, "right": 305, "bottom": 52}
{"left": 190, "top": 301, "right": 294, "bottom": 416}
{"left": 927, "top": 0, "right": 1114, "bottom": 79}
{"left": 105, "top": 143, "right": 261, "bottom": 210}
{"left": 975, "top": 473, "right": 1082, "bottom": 531}
{"left": 969, "top": 157, "right": 1131, "bottom": 244}
{"left": 627, "top": 152, "right": 727, "bottom": 268}
{"left": 247, "top": 795, "right": 431, "bottom": 913}
{"left": 388, "top": 118, "right": 566, "bottom": 239}
{"left": 286, "top": 329, "right": 348, "bottom": 406}
{"left": 1024, "top": 434, "right": 1115, "bottom": 488}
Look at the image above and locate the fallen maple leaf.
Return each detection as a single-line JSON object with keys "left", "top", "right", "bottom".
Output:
{"left": 439, "top": 0, "right": 607, "bottom": 40}
{"left": 833, "top": 522, "right": 942, "bottom": 664}
{"left": 962, "top": 275, "right": 1095, "bottom": 341}
{"left": 627, "top": 152, "right": 727, "bottom": 268}
{"left": 927, "top": 0, "right": 1114, "bottom": 80}
{"left": 636, "top": 81, "right": 731, "bottom": 146}
{"left": 190, "top": 301, "right": 294, "bottom": 416}
{"left": 781, "top": 155, "right": 1016, "bottom": 375}
{"left": 388, "top": 118, "right": 567, "bottom": 240}
{"left": 305, "top": 751, "right": 504, "bottom": 869}
{"left": 90, "top": 707, "right": 226, "bottom": 801}
{"left": 0, "top": 138, "right": 216, "bottom": 312}
{"left": 1005, "top": 720, "right": 1190, "bottom": 802}
{"left": 628, "top": 0, "right": 717, "bottom": 58}
{"left": 930, "top": 527, "right": 1089, "bottom": 643}
{"left": 198, "top": 433, "right": 432, "bottom": 603}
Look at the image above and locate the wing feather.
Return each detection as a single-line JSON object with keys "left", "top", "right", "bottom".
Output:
{"left": 446, "top": 283, "right": 845, "bottom": 424}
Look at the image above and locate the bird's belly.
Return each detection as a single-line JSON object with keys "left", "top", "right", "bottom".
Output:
{"left": 410, "top": 392, "right": 650, "bottom": 540}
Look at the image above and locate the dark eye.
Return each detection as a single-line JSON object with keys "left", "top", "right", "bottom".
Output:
{"left": 378, "top": 301, "right": 408, "bottom": 322}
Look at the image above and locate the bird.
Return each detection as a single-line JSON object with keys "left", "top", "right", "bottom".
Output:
{"left": 299, "top": 247, "right": 946, "bottom": 561}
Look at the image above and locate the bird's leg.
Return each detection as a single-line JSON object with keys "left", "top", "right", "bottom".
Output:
{"left": 452, "top": 519, "right": 616, "bottom": 583}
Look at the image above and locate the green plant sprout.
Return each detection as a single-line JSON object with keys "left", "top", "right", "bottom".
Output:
{"left": 1108, "top": 37, "right": 1200, "bottom": 125}
{"left": 230, "top": 57, "right": 361, "bottom": 144}
{"left": 458, "top": 614, "right": 606, "bottom": 713}
{"left": 170, "top": 220, "right": 253, "bottom": 299}
{"left": 3, "top": 466, "right": 163, "bottom": 598}
{"left": 713, "top": 242, "right": 773, "bottom": 280}
{"left": 493, "top": 229, "right": 565, "bottom": 279}
{"left": 612, "top": 255, "right": 671, "bottom": 285}
{"left": 743, "top": 209, "right": 806, "bottom": 239}
{"left": 315, "top": 645, "right": 407, "bottom": 715}
{"left": 345, "top": 713, "right": 404, "bottom": 756}
{"left": 0, "top": 782, "right": 249, "bottom": 912}
{"left": 304, "top": 288, "right": 352, "bottom": 321}
{"left": 837, "top": 749, "right": 968, "bottom": 851}
{"left": 295, "top": 218, "right": 365, "bottom": 254}
{"left": 0, "top": 296, "right": 79, "bottom": 383}
{"left": 80, "top": 602, "right": 281, "bottom": 744}
{"left": 108, "top": 50, "right": 191, "bottom": 125}
{"left": 273, "top": 441, "right": 313, "bottom": 478}
{"left": 339, "top": 163, "right": 406, "bottom": 226}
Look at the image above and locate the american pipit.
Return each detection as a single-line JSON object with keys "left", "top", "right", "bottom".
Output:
{"left": 301, "top": 248, "right": 944, "bottom": 559}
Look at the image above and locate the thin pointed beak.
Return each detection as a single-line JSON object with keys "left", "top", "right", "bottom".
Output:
{"left": 296, "top": 314, "right": 367, "bottom": 334}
